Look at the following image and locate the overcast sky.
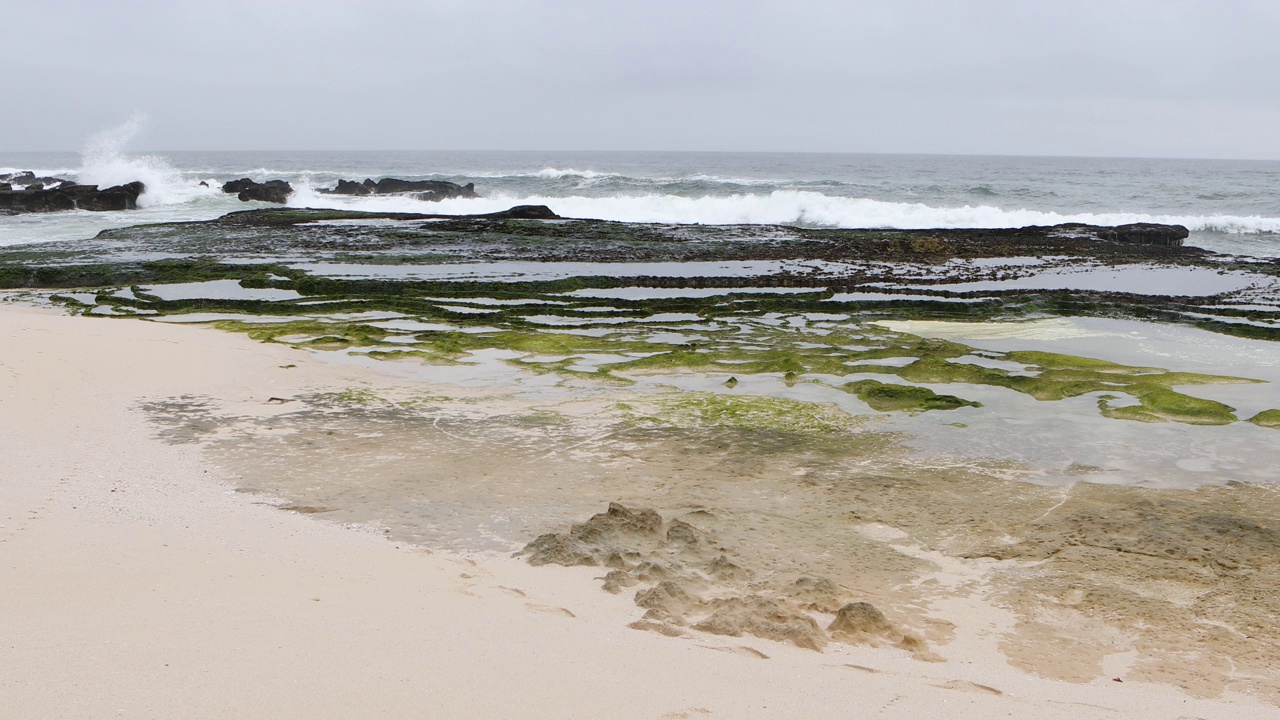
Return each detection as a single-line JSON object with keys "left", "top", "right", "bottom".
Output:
{"left": 3, "top": 0, "right": 1279, "bottom": 159}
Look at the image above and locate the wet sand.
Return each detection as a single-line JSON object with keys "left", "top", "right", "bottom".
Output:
{"left": 2, "top": 301, "right": 1277, "bottom": 718}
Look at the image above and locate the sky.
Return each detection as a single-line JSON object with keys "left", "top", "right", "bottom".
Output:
{"left": 3, "top": 0, "right": 1279, "bottom": 159}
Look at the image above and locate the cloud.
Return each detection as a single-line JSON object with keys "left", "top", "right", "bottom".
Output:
{"left": 2, "top": 0, "right": 1278, "bottom": 158}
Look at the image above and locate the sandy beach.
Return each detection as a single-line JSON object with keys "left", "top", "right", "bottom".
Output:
{"left": 2, "top": 301, "right": 1276, "bottom": 719}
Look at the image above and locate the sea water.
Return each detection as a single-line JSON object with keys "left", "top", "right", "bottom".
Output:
{"left": 3, "top": 128, "right": 1279, "bottom": 254}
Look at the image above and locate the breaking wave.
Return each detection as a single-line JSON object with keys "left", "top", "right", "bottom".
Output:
{"left": 76, "top": 115, "right": 219, "bottom": 208}
{"left": 286, "top": 188, "right": 1280, "bottom": 235}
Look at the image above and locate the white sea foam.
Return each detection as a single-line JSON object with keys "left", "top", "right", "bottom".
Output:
{"left": 281, "top": 188, "right": 1280, "bottom": 235}
{"left": 77, "top": 115, "right": 217, "bottom": 208}
{"left": 532, "top": 167, "right": 619, "bottom": 180}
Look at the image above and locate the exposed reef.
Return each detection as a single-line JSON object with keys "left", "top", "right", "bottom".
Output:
{"left": 3, "top": 207, "right": 1277, "bottom": 427}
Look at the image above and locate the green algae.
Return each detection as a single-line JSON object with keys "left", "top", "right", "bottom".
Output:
{"left": 1097, "top": 386, "right": 1238, "bottom": 425}
{"left": 212, "top": 319, "right": 391, "bottom": 349}
{"left": 633, "top": 393, "right": 863, "bottom": 436}
{"left": 8, "top": 227, "right": 1265, "bottom": 431}
{"left": 313, "top": 387, "right": 383, "bottom": 405}
{"left": 1248, "top": 410, "right": 1280, "bottom": 429}
{"left": 849, "top": 345, "right": 1253, "bottom": 424}
{"left": 180, "top": 303, "right": 1265, "bottom": 427}
{"left": 842, "top": 379, "right": 981, "bottom": 413}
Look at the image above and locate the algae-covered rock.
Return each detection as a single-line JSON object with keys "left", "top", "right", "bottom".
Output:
{"left": 1248, "top": 409, "right": 1280, "bottom": 429}
{"left": 842, "top": 379, "right": 980, "bottom": 413}
{"left": 642, "top": 393, "right": 861, "bottom": 435}
{"left": 1098, "top": 386, "right": 1237, "bottom": 425}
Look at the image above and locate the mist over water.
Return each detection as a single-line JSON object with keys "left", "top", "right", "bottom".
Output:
{"left": 2, "top": 144, "right": 1279, "bottom": 254}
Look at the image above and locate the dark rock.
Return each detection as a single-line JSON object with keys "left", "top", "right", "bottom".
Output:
{"left": 221, "top": 178, "right": 256, "bottom": 194}
{"left": 1053, "top": 222, "right": 1188, "bottom": 247}
{"left": 0, "top": 171, "right": 71, "bottom": 191}
{"left": 321, "top": 179, "right": 372, "bottom": 196}
{"left": 371, "top": 178, "right": 451, "bottom": 195}
{"left": 1100, "top": 222, "right": 1190, "bottom": 246}
{"left": 473, "top": 205, "right": 560, "bottom": 220}
{"left": 318, "top": 177, "right": 480, "bottom": 201}
{"left": 75, "top": 182, "right": 146, "bottom": 211}
{"left": 0, "top": 181, "right": 145, "bottom": 214}
{"left": 222, "top": 178, "right": 293, "bottom": 204}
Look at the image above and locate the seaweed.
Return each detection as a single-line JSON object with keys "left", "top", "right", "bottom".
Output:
{"left": 1247, "top": 409, "right": 1280, "bottom": 429}
{"left": 842, "top": 379, "right": 981, "bottom": 413}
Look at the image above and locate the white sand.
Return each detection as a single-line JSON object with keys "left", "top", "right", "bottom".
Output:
{"left": 1, "top": 303, "right": 1273, "bottom": 719}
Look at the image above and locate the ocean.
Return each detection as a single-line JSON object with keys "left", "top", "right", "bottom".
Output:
{"left": 3, "top": 144, "right": 1279, "bottom": 255}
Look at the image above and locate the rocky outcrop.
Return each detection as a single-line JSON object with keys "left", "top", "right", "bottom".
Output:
{"left": 1100, "top": 222, "right": 1190, "bottom": 246}
{"left": 222, "top": 178, "right": 293, "bottom": 204}
{"left": 0, "top": 180, "right": 145, "bottom": 214}
{"left": 520, "top": 503, "right": 930, "bottom": 655}
{"left": 473, "top": 204, "right": 560, "bottom": 220}
{"left": 1053, "top": 222, "right": 1189, "bottom": 247}
{"left": 330, "top": 179, "right": 371, "bottom": 195}
{"left": 0, "top": 171, "right": 71, "bottom": 190}
{"left": 319, "top": 177, "right": 479, "bottom": 202}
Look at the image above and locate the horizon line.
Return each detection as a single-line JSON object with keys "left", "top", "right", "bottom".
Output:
{"left": 2, "top": 148, "right": 1279, "bottom": 164}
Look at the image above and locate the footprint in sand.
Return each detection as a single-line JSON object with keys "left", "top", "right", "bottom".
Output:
{"left": 660, "top": 708, "right": 711, "bottom": 719}
{"left": 524, "top": 603, "right": 576, "bottom": 618}
{"left": 699, "top": 644, "right": 769, "bottom": 660}
{"left": 627, "top": 620, "right": 686, "bottom": 638}
{"left": 496, "top": 586, "right": 526, "bottom": 598}
{"left": 933, "top": 679, "right": 1004, "bottom": 696}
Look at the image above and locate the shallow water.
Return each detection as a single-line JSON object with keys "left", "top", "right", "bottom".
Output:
{"left": 137, "top": 333, "right": 1280, "bottom": 698}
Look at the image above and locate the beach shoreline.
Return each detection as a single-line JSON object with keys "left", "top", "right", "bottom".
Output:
{"left": 2, "top": 301, "right": 1277, "bottom": 718}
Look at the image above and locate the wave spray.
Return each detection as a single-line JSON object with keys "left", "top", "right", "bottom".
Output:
{"left": 77, "top": 114, "right": 202, "bottom": 208}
